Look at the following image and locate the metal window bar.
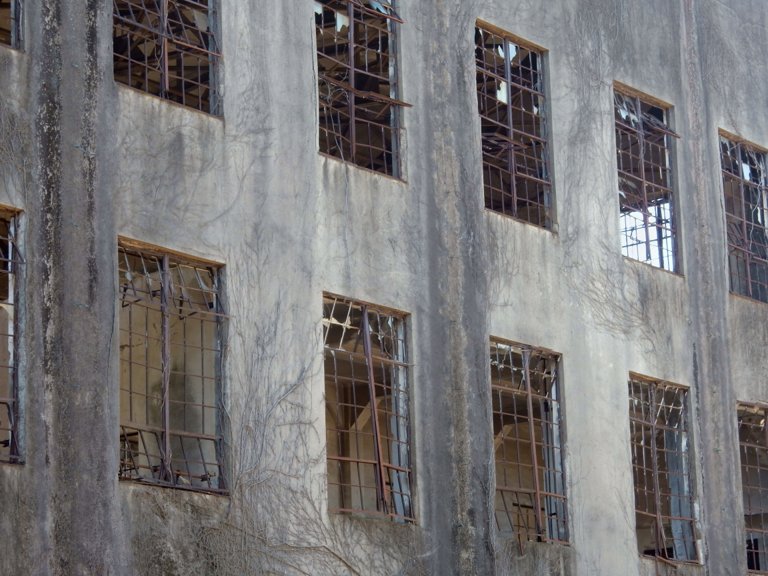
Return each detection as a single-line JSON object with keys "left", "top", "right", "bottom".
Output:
{"left": 323, "top": 294, "right": 413, "bottom": 522}
{"left": 720, "top": 136, "right": 768, "bottom": 303}
{"left": 628, "top": 378, "right": 697, "bottom": 561}
{"left": 614, "top": 91, "right": 678, "bottom": 271}
{"left": 0, "top": 216, "right": 21, "bottom": 464}
{"left": 113, "top": 0, "right": 220, "bottom": 114}
{"left": 738, "top": 404, "right": 768, "bottom": 574}
{"left": 475, "top": 25, "right": 551, "bottom": 227}
{"left": 118, "top": 245, "right": 226, "bottom": 492}
{"left": 315, "top": 0, "right": 409, "bottom": 177}
{"left": 490, "top": 339, "right": 567, "bottom": 543}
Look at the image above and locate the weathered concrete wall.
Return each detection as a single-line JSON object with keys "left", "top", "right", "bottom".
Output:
{"left": 0, "top": 0, "right": 765, "bottom": 574}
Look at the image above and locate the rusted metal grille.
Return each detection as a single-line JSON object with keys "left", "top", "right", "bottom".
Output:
{"left": 113, "top": 0, "right": 220, "bottom": 114}
{"left": 615, "top": 90, "right": 677, "bottom": 271}
{"left": 0, "top": 0, "right": 21, "bottom": 48}
{"left": 118, "top": 244, "right": 226, "bottom": 492}
{"left": 721, "top": 136, "right": 768, "bottom": 302}
{"left": 628, "top": 377, "right": 696, "bottom": 561}
{"left": 315, "top": 0, "right": 407, "bottom": 177}
{"left": 738, "top": 404, "right": 768, "bottom": 573}
{"left": 490, "top": 339, "right": 567, "bottom": 543}
{"left": 323, "top": 294, "right": 413, "bottom": 522}
{"left": 0, "top": 216, "right": 20, "bottom": 464}
{"left": 475, "top": 25, "right": 551, "bottom": 227}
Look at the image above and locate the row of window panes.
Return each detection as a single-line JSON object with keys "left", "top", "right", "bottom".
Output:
{"left": 6, "top": 5, "right": 763, "bottom": 301}
{"left": 0, "top": 224, "right": 761, "bottom": 569}
{"left": 320, "top": 293, "right": 766, "bottom": 570}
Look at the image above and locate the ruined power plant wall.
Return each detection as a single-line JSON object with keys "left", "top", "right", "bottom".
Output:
{"left": 0, "top": 1, "right": 764, "bottom": 575}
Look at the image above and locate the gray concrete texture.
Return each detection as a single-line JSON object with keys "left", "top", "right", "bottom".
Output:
{"left": 0, "top": 0, "right": 761, "bottom": 574}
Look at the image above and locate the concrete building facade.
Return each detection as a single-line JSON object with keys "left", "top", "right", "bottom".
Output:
{"left": 0, "top": 0, "right": 764, "bottom": 575}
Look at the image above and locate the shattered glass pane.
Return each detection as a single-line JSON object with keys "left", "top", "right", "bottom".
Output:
{"left": 721, "top": 135, "right": 768, "bottom": 302}
{"left": 476, "top": 24, "right": 552, "bottom": 228}
{"left": 316, "top": 0, "right": 405, "bottom": 176}
{"left": 614, "top": 89, "right": 677, "bottom": 271}
{"left": 118, "top": 245, "right": 226, "bottom": 492}
{"left": 628, "top": 378, "right": 697, "bottom": 561}
{"left": 0, "top": 216, "right": 20, "bottom": 464}
{"left": 490, "top": 339, "right": 568, "bottom": 543}
{"left": 323, "top": 295, "right": 413, "bottom": 522}
{"left": 113, "top": 0, "right": 220, "bottom": 113}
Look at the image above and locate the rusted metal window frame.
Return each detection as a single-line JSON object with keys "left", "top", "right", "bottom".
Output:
{"left": 628, "top": 375, "right": 697, "bottom": 563}
{"left": 118, "top": 242, "right": 227, "bottom": 493}
{"left": 0, "top": 0, "right": 22, "bottom": 48}
{"left": 113, "top": 0, "right": 221, "bottom": 114}
{"left": 322, "top": 294, "right": 414, "bottom": 522}
{"left": 489, "top": 338, "right": 568, "bottom": 544}
{"left": 737, "top": 402, "right": 768, "bottom": 574}
{"left": 315, "top": 0, "right": 410, "bottom": 177}
{"left": 0, "top": 212, "right": 22, "bottom": 464}
{"left": 475, "top": 23, "right": 552, "bottom": 228}
{"left": 614, "top": 87, "right": 679, "bottom": 272}
{"left": 720, "top": 134, "right": 768, "bottom": 303}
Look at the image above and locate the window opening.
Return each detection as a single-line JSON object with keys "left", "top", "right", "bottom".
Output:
{"left": 475, "top": 25, "right": 551, "bottom": 227}
{"left": 614, "top": 90, "right": 678, "bottom": 271}
{"left": 118, "top": 244, "right": 226, "bottom": 492}
{"left": 113, "top": 0, "right": 220, "bottom": 114}
{"left": 323, "top": 294, "right": 413, "bottom": 521}
{"left": 0, "top": 0, "right": 21, "bottom": 48}
{"left": 0, "top": 215, "right": 21, "bottom": 463}
{"left": 721, "top": 136, "right": 768, "bottom": 302}
{"left": 628, "top": 377, "right": 696, "bottom": 561}
{"left": 315, "top": 0, "right": 409, "bottom": 176}
{"left": 490, "top": 339, "right": 567, "bottom": 543}
{"left": 738, "top": 404, "right": 768, "bottom": 573}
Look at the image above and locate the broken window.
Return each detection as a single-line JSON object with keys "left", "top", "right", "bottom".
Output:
{"left": 489, "top": 339, "right": 567, "bottom": 543}
{"left": 315, "top": 0, "right": 408, "bottom": 177}
{"left": 614, "top": 89, "right": 678, "bottom": 271}
{"left": 118, "top": 243, "right": 226, "bottom": 492}
{"left": 720, "top": 135, "right": 768, "bottom": 302}
{"left": 113, "top": 0, "right": 220, "bottom": 114}
{"left": 323, "top": 294, "right": 413, "bottom": 521}
{"left": 0, "top": 215, "right": 20, "bottom": 463}
{"left": 738, "top": 404, "right": 768, "bottom": 573}
{"left": 475, "top": 25, "right": 551, "bottom": 227}
{"left": 628, "top": 377, "right": 696, "bottom": 561}
{"left": 0, "top": 0, "right": 21, "bottom": 48}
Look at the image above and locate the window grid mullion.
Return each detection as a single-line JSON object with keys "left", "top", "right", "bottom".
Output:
{"left": 160, "top": 0, "right": 170, "bottom": 95}
{"left": 504, "top": 38, "right": 518, "bottom": 216}
{"left": 634, "top": 95, "right": 654, "bottom": 264}
{"left": 360, "top": 305, "right": 388, "bottom": 514}
{"left": 522, "top": 348, "right": 544, "bottom": 539}
{"left": 649, "top": 383, "right": 666, "bottom": 556}
{"left": 160, "top": 253, "right": 173, "bottom": 483}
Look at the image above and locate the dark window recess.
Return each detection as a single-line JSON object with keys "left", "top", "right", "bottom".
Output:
{"left": 0, "top": 216, "right": 21, "bottom": 463}
{"left": 315, "top": 0, "right": 409, "bottom": 177}
{"left": 323, "top": 294, "right": 413, "bottom": 522}
{"left": 490, "top": 339, "right": 568, "bottom": 543}
{"left": 475, "top": 25, "right": 552, "bottom": 227}
{"left": 113, "top": 0, "right": 220, "bottom": 114}
{"left": 738, "top": 404, "right": 768, "bottom": 574}
{"left": 721, "top": 136, "right": 768, "bottom": 302}
{"left": 628, "top": 377, "right": 697, "bottom": 561}
{"left": 614, "top": 90, "right": 678, "bottom": 271}
{"left": 118, "top": 244, "right": 226, "bottom": 492}
{"left": 0, "top": 0, "right": 21, "bottom": 48}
